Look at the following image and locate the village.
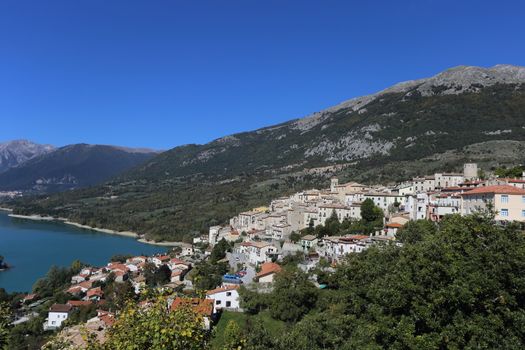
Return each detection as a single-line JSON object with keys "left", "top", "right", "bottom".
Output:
{"left": 12, "top": 162, "right": 525, "bottom": 347}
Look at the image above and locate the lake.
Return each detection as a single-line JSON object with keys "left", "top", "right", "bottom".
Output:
{"left": 0, "top": 211, "right": 167, "bottom": 292}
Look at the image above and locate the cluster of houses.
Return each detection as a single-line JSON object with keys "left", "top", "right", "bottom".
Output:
{"left": 43, "top": 253, "right": 193, "bottom": 331}
{"left": 208, "top": 163, "right": 525, "bottom": 264}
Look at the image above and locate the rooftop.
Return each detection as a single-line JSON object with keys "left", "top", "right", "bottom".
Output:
{"left": 461, "top": 185, "right": 525, "bottom": 196}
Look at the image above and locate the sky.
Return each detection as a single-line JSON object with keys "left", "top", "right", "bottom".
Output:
{"left": 1, "top": 0, "right": 525, "bottom": 150}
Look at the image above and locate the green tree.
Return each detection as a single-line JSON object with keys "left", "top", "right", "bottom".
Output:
{"left": 360, "top": 198, "right": 383, "bottom": 233}
{"left": 0, "top": 302, "right": 11, "bottom": 350}
{"left": 210, "top": 238, "right": 230, "bottom": 263}
{"left": 222, "top": 320, "right": 246, "bottom": 350}
{"left": 269, "top": 268, "right": 318, "bottom": 322}
{"left": 85, "top": 295, "right": 208, "bottom": 350}
{"left": 324, "top": 210, "right": 341, "bottom": 236}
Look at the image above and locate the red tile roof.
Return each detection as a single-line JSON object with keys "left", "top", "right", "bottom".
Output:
{"left": 500, "top": 178, "right": 525, "bottom": 184}
{"left": 86, "top": 287, "right": 104, "bottom": 298}
{"left": 67, "top": 300, "right": 93, "bottom": 307}
{"left": 386, "top": 223, "right": 403, "bottom": 228}
{"left": 206, "top": 285, "right": 239, "bottom": 296}
{"left": 170, "top": 297, "right": 213, "bottom": 317}
{"left": 461, "top": 185, "right": 525, "bottom": 196}
{"left": 256, "top": 262, "right": 282, "bottom": 279}
{"left": 49, "top": 304, "right": 73, "bottom": 313}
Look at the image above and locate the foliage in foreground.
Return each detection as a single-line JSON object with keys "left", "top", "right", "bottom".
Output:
{"left": 82, "top": 295, "right": 207, "bottom": 350}
{"left": 236, "top": 214, "right": 525, "bottom": 349}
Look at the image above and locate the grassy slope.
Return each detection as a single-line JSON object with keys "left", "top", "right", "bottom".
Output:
{"left": 210, "top": 310, "right": 285, "bottom": 349}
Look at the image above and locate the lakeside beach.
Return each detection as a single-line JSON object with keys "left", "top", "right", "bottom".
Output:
{"left": 6, "top": 213, "right": 185, "bottom": 246}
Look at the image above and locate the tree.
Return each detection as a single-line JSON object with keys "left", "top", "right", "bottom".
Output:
{"left": 395, "top": 219, "right": 436, "bottom": 244}
{"left": 269, "top": 268, "right": 318, "bottom": 322}
{"left": 222, "top": 320, "right": 246, "bottom": 350}
{"left": 360, "top": 198, "right": 383, "bottom": 233}
{"left": 85, "top": 295, "right": 208, "bottom": 350}
{"left": 289, "top": 232, "right": 301, "bottom": 243}
{"left": 324, "top": 211, "right": 341, "bottom": 236}
{"left": 239, "top": 286, "right": 270, "bottom": 315}
{"left": 0, "top": 302, "right": 11, "bottom": 350}
{"left": 105, "top": 280, "right": 136, "bottom": 311}
{"left": 210, "top": 238, "right": 230, "bottom": 262}
{"left": 154, "top": 264, "right": 172, "bottom": 285}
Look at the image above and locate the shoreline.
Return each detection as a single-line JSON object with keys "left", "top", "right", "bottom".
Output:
{"left": 9, "top": 214, "right": 56, "bottom": 221}
{"left": 5, "top": 212, "right": 185, "bottom": 247}
{"left": 0, "top": 207, "right": 14, "bottom": 212}
{"left": 136, "top": 238, "right": 186, "bottom": 246}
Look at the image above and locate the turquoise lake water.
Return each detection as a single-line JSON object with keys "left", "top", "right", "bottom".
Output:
{"left": 0, "top": 211, "right": 167, "bottom": 292}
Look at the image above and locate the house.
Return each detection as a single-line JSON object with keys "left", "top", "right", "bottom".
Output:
{"left": 67, "top": 300, "right": 93, "bottom": 307}
{"left": 384, "top": 222, "right": 403, "bottom": 237}
{"left": 205, "top": 285, "right": 240, "bottom": 313}
{"left": 44, "top": 304, "right": 72, "bottom": 330}
{"left": 168, "top": 258, "right": 191, "bottom": 272}
{"left": 300, "top": 235, "right": 318, "bottom": 251}
{"left": 151, "top": 255, "right": 171, "bottom": 267}
{"left": 255, "top": 262, "right": 282, "bottom": 283}
{"left": 323, "top": 235, "right": 369, "bottom": 261}
{"left": 318, "top": 203, "right": 353, "bottom": 225}
{"left": 170, "top": 298, "right": 214, "bottom": 330}
{"left": 170, "top": 270, "right": 183, "bottom": 283}
{"left": 126, "top": 256, "right": 148, "bottom": 264}
{"left": 22, "top": 294, "right": 38, "bottom": 304}
{"left": 85, "top": 287, "right": 104, "bottom": 301}
{"left": 269, "top": 223, "right": 292, "bottom": 240}
{"left": 71, "top": 274, "right": 87, "bottom": 284}
{"left": 460, "top": 185, "right": 525, "bottom": 222}
{"left": 238, "top": 241, "right": 278, "bottom": 265}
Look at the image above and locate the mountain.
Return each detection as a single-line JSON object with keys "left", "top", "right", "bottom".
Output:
{"left": 9, "top": 64, "right": 525, "bottom": 241}
{"left": 0, "top": 140, "right": 55, "bottom": 173}
{"left": 0, "top": 144, "right": 158, "bottom": 193}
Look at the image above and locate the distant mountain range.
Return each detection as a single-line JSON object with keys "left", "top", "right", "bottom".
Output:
{"left": 0, "top": 143, "right": 157, "bottom": 192}
{"left": 9, "top": 64, "right": 525, "bottom": 241}
{"left": 0, "top": 140, "right": 55, "bottom": 173}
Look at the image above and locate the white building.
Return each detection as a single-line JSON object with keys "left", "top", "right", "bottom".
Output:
{"left": 44, "top": 304, "right": 72, "bottom": 330}
{"left": 238, "top": 241, "right": 278, "bottom": 265}
{"left": 205, "top": 285, "right": 240, "bottom": 314}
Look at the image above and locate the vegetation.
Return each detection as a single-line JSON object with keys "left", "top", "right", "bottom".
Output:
{"left": 227, "top": 213, "right": 525, "bottom": 349}
{"left": 494, "top": 165, "right": 525, "bottom": 178}
{"left": 83, "top": 294, "right": 208, "bottom": 350}
{"left": 190, "top": 238, "right": 232, "bottom": 291}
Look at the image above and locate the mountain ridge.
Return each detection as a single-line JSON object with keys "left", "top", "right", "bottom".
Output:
{"left": 0, "top": 143, "right": 157, "bottom": 192}
{"left": 8, "top": 64, "right": 525, "bottom": 241}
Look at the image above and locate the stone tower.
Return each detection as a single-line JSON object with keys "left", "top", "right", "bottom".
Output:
{"left": 330, "top": 178, "right": 339, "bottom": 193}
{"left": 463, "top": 163, "right": 478, "bottom": 181}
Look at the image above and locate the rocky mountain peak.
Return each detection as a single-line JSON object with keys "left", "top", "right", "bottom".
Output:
{"left": 291, "top": 64, "right": 525, "bottom": 132}
{"left": 0, "top": 140, "right": 55, "bottom": 173}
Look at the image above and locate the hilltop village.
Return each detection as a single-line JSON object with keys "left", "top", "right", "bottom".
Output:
{"left": 8, "top": 163, "right": 525, "bottom": 348}
{"left": 210, "top": 163, "right": 525, "bottom": 261}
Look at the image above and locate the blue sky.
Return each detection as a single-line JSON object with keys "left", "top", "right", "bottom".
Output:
{"left": 1, "top": 0, "right": 524, "bottom": 150}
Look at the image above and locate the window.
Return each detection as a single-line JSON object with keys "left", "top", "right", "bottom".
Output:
{"left": 501, "top": 209, "right": 509, "bottom": 217}
{"left": 522, "top": 210, "right": 525, "bottom": 217}
{"left": 226, "top": 292, "right": 231, "bottom": 296}
{"left": 501, "top": 195, "right": 509, "bottom": 203}
{"left": 226, "top": 301, "right": 231, "bottom": 307}
{"left": 522, "top": 196, "right": 525, "bottom": 204}
{"left": 216, "top": 300, "right": 221, "bottom": 305}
